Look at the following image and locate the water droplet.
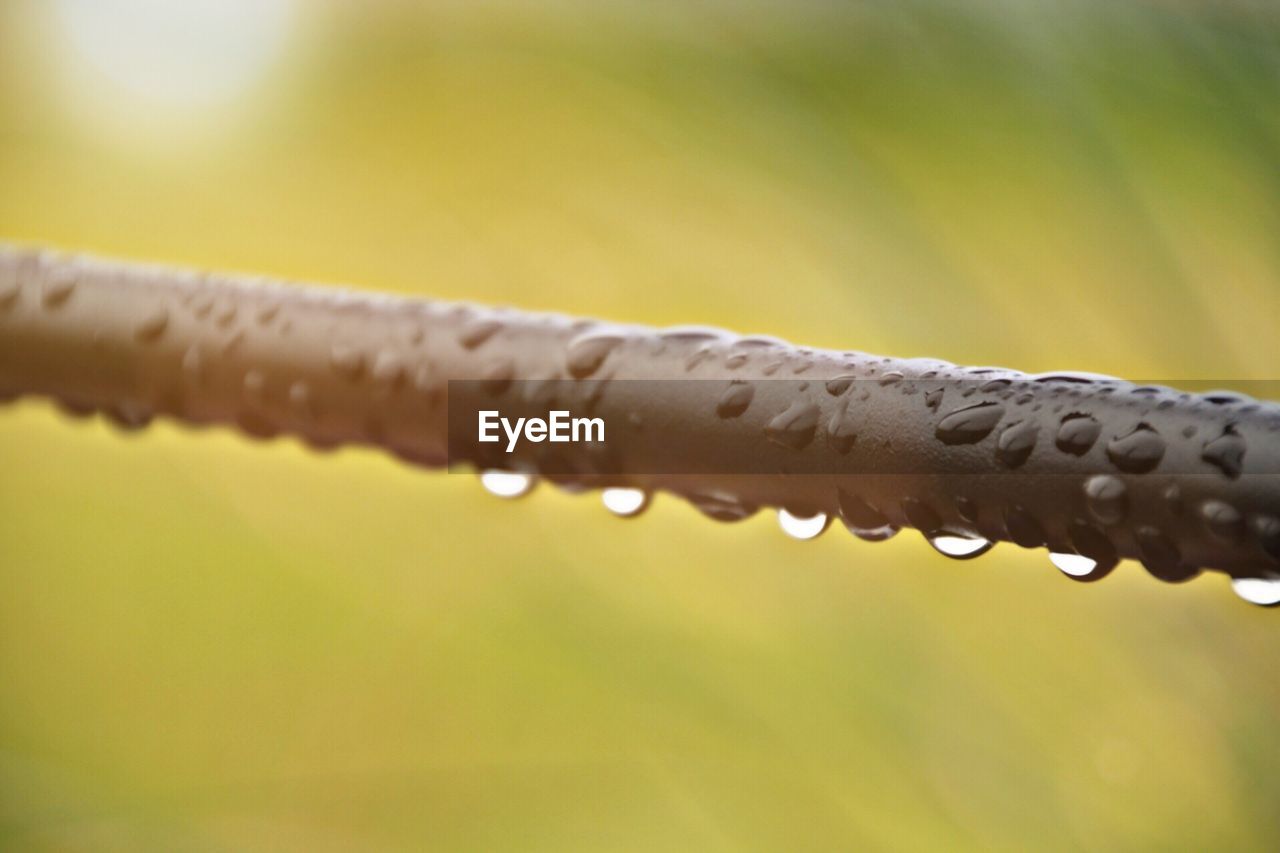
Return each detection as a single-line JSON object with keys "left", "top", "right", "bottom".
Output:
{"left": 1231, "top": 576, "right": 1280, "bottom": 607}
{"left": 995, "top": 421, "right": 1038, "bottom": 468}
{"left": 330, "top": 344, "right": 365, "bottom": 379}
{"left": 955, "top": 496, "right": 980, "bottom": 524}
{"left": 929, "top": 535, "right": 994, "bottom": 559}
{"left": 825, "top": 375, "right": 856, "bottom": 396}
{"left": 1200, "top": 500, "right": 1244, "bottom": 542}
{"left": 1202, "top": 425, "right": 1245, "bottom": 478}
{"left": 1067, "top": 520, "right": 1117, "bottom": 570}
{"left": 837, "top": 490, "right": 898, "bottom": 540}
{"left": 371, "top": 350, "right": 405, "bottom": 388}
{"left": 0, "top": 279, "right": 19, "bottom": 309}
{"left": 459, "top": 318, "right": 503, "bottom": 349}
{"left": 936, "top": 401, "right": 1005, "bottom": 445}
{"left": 566, "top": 333, "right": 624, "bottom": 378}
{"left": 257, "top": 301, "right": 281, "bottom": 324}
{"left": 215, "top": 303, "right": 237, "bottom": 327}
{"left": 778, "top": 509, "right": 830, "bottom": 540}
{"left": 901, "top": 497, "right": 942, "bottom": 536}
{"left": 1107, "top": 423, "right": 1165, "bottom": 473}
{"left": 42, "top": 270, "right": 76, "bottom": 307}
{"left": 182, "top": 346, "right": 207, "bottom": 387}
{"left": 660, "top": 326, "right": 724, "bottom": 343}
{"left": 716, "top": 381, "right": 754, "bottom": 419}
{"left": 689, "top": 491, "right": 756, "bottom": 522}
{"left": 54, "top": 397, "right": 93, "bottom": 418}
{"left": 826, "top": 400, "right": 857, "bottom": 454}
{"left": 1135, "top": 526, "right": 1197, "bottom": 583}
{"left": 222, "top": 329, "right": 246, "bottom": 356}
{"left": 288, "top": 380, "right": 315, "bottom": 421}
{"left": 1084, "top": 475, "right": 1128, "bottom": 525}
{"left": 924, "top": 388, "right": 944, "bottom": 411}
{"left": 105, "top": 400, "right": 152, "bottom": 431}
{"left": 480, "top": 470, "right": 534, "bottom": 499}
{"left": 1163, "top": 483, "right": 1183, "bottom": 516}
{"left": 1204, "top": 390, "right": 1251, "bottom": 406}
{"left": 1049, "top": 552, "right": 1110, "bottom": 580}
{"left": 1056, "top": 413, "right": 1100, "bottom": 455}
{"left": 878, "top": 371, "right": 903, "bottom": 386}
{"left": 602, "top": 487, "right": 650, "bottom": 518}
{"left": 765, "top": 401, "right": 820, "bottom": 450}
{"left": 733, "top": 335, "right": 786, "bottom": 349}
{"left": 686, "top": 345, "right": 718, "bottom": 370}
{"left": 1031, "top": 371, "right": 1114, "bottom": 384}
{"left": 242, "top": 368, "right": 266, "bottom": 403}
{"left": 724, "top": 352, "right": 749, "bottom": 369}
{"left": 482, "top": 358, "right": 515, "bottom": 396}
{"left": 1004, "top": 505, "right": 1045, "bottom": 547}
{"left": 1252, "top": 515, "right": 1280, "bottom": 561}
{"left": 134, "top": 306, "right": 169, "bottom": 342}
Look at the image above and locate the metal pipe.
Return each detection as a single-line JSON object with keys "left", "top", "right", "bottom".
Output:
{"left": 2, "top": 245, "right": 1278, "bottom": 600}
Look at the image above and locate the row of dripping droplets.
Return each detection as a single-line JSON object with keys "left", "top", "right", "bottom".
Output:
{"left": 477, "top": 470, "right": 1280, "bottom": 607}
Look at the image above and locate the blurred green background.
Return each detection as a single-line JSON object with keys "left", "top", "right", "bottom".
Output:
{"left": 2, "top": 0, "right": 1280, "bottom": 849}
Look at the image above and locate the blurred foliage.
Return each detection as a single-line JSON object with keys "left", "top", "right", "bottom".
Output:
{"left": 2, "top": 0, "right": 1279, "bottom": 849}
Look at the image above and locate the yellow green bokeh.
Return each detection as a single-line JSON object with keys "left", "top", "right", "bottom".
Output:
{"left": 2, "top": 1, "right": 1279, "bottom": 849}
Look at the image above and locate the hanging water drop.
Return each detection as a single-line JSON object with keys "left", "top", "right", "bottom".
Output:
{"left": 1004, "top": 505, "right": 1046, "bottom": 548}
{"left": 928, "top": 535, "right": 994, "bottom": 560}
{"left": 1050, "top": 552, "right": 1100, "bottom": 579}
{"left": 480, "top": 470, "right": 535, "bottom": 499}
{"left": 837, "top": 490, "right": 898, "bottom": 541}
{"left": 1231, "top": 576, "right": 1280, "bottom": 607}
{"left": 602, "top": 487, "right": 650, "bottom": 518}
{"left": 777, "top": 509, "right": 829, "bottom": 540}
{"left": 844, "top": 522, "right": 899, "bottom": 542}
{"left": 689, "top": 492, "right": 757, "bottom": 522}
{"left": 1135, "top": 526, "right": 1197, "bottom": 583}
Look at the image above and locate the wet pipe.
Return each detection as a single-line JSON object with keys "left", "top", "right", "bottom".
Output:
{"left": 2, "top": 245, "right": 1278, "bottom": 604}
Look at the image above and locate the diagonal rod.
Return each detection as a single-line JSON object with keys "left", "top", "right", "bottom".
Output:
{"left": 2, "top": 245, "right": 1278, "bottom": 588}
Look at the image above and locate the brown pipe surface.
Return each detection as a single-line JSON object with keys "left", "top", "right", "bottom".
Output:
{"left": 2, "top": 245, "right": 1278, "bottom": 587}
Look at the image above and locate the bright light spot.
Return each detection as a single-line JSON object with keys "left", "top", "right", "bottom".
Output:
{"left": 777, "top": 509, "right": 829, "bottom": 541}
{"left": 1231, "top": 576, "right": 1280, "bottom": 607}
{"left": 480, "top": 470, "right": 534, "bottom": 499}
{"left": 1049, "top": 552, "right": 1098, "bottom": 578}
{"left": 53, "top": 0, "right": 295, "bottom": 113}
{"left": 928, "top": 535, "right": 993, "bottom": 560}
{"left": 602, "top": 487, "right": 649, "bottom": 518}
